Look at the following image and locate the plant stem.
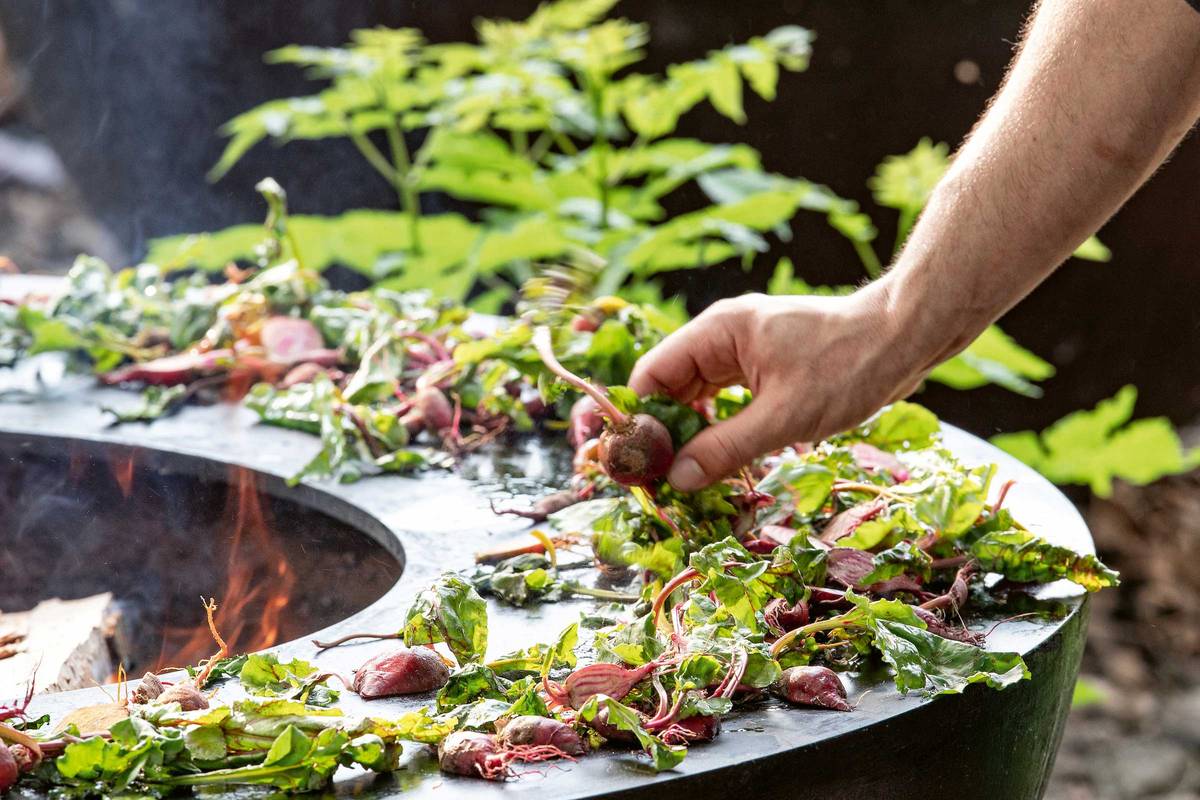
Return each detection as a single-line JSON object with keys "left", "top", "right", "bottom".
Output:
{"left": 311, "top": 631, "right": 402, "bottom": 650}
{"left": 512, "top": 128, "right": 529, "bottom": 155}
{"left": 562, "top": 583, "right": 641, "bottom": 603}
{"left": 855, "top": 240, "right": 884, "bottom": 280}
{"left": 386, "top": 118, "right": 423, "bottom": 255}
{"left": 588, "top": 81, "right": 610, "bottom": 230}
{"left": 531, "top": 326, "right": 627, "bottom": 425}
{"left": 769, "top": 611, "right": 861, "bottom": 658}
{"left": 894, "top": 207, "right": 918, "bottom": 254}
{"left": 349, "top": 130, "right": 401, "bottom": 185}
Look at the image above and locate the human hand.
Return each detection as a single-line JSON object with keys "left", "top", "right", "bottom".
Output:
{"left": 628, "top": 287, "right": 931, "bottom": 491}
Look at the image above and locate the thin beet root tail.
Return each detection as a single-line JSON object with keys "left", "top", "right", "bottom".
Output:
{"left": 503, "top": 744, "right": 579, "bottom": 766}
{"left": 311, "top": 631, "right": 403, "bottom": 650}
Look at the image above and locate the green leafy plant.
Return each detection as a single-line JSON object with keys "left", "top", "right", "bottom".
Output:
{"left": 991, "top": 385, "right": 1200, "bottom": 496}
{"left": 153, "top": 0, "right": 856, "bottom": 307}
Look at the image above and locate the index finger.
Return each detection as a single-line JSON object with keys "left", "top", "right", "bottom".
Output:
{"left": 628, "top": 316, "right": 744, "bottom": 401}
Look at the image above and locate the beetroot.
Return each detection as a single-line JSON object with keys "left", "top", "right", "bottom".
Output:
{"left": 532, "top": 327, "right": 674, "bottom": 487}
{"left": 438, "top": 729, "right": 578, "bottom": 781}
{"left": 100, "top": 349, "right": 233, "bottom": 386}
{"left": 585, "top": 704, "right": 641, "bottom": 743}
{"left": 0, "top": 745, "right": 17, "bottom": 793}
{"left": 259, "top": 316, "right": 324, "bottom": 363}
{"left": 401, "top": 386, "right": 454, "bottom": 435}
{"left": 497, "top": 716, "right": 586, "bottom": 756}
{"left": 568, "top": 397, "right": 604, "bottom": 447}
{"left": 775, "top": 666, "right": 851, "bottom": 711}
{"left": 549, "top": 660, "right": 662, "bottom": 709}
{"left": 599, "top": 414, "right": 675, "bottom": 487}
{"left": 763, "top": 597, "right": 810, "bottom": 634}
{"left": 157, "top": 682, "right": 209, "bottom": 711}
{"left": 439, "top": 732, "right": 507, "bottom": 780}
{"left": 352, "top": 646, "right": 450, "bottom": 698}
{"left": 660, "top": 714, "right": 720, "bottom": 745}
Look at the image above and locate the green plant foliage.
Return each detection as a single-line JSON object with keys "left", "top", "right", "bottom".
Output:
{"left": 991, "top": 386, "right": 1198, "bottom": 496}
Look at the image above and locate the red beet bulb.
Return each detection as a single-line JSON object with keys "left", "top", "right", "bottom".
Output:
{"left": 775, "top": 666, "right": 851, "bottom": 711}
{"left": 497, "top": 716, "right": 586, "bottom": 756}
{"left": 533, "top": 327, "right": 674, "bottom": 487}
{"left": 0, "top": 745, "right": 17, "bottom": 793}
{"left": 352, "top": 646, "right": 450, "bottom": 698}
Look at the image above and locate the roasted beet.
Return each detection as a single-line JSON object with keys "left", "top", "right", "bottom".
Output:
{"left": 598, "top": 413, "right": 675, "bottom": 487}
{"left": 259, "top": 316, "right": 324, "bottom": 363}
{"left": 352, "top": 646, "right": 450, "bottom": 698}
{"left": 775, "top": 666, "right": 851, "bottom": 711}
{"left": 157, "top": 682, "right": 209, "bottom": 711}
{"left": 568, "top": 397, "right": 604, "bottom": 447}
{"left": 0, "top": 745, "right": 17, "bottom": 793}
{"left": 497, "top": 716, "right": 586, "bottom": 756}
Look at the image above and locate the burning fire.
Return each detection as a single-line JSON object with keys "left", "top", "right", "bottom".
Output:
{"left": 154, "top": 467, "right": 297, "bottom": 670}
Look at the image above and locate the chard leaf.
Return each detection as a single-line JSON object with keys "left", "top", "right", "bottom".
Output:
{"left": 101, "top": 385, "right": 188, "bottom": 424}
{"left": 238, "top": 653, "right": 319, "bottom": 696}
{"left": 968, "top": 529, "right": 1119, "bottom": 591}
{"left": 869, "top": 619, "right": 1029, "bottom": 696}
{"left": 436, "top": 664, "right": 507, "bottom": 712}
{"left": 755, "top": 461, "right": 834, "bottom": 515}
{"left": 576, "top": 695, "right": 686, "bottom": 771}
{"left": 854, "top": 402, "right": 940, "bottom": 451}
{"left": 403, "top": 573, "right": 489, "bottom": 664}
{"left": 860, "top": 541, "right": 932, "bottom": 586}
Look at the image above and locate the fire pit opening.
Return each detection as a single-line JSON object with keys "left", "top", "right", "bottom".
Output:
{"left": 0, "top": 435, "right": 403, "bottom": 678}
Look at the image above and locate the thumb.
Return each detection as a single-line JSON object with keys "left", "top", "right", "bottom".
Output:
{"left": 667, "top": 392, "right": 795, "bottom": 492}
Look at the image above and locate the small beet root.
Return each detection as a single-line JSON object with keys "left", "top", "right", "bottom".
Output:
{"left": 763, "top": 597, "right": 810, "bottom": 635}
{"left": 586, "top": 704, "right": 642, "bottom": 744}
{"left": 157, "top": 682, "right": 209, "bottom": 711}
{"left": 401, "top": 386, "right": 455, "bottom": 435}
{"left": 439, "top": 731, "right": 506, "bottom": 780}
{"left": 497, "top": 716, "right": 586, "bottom": 756}
{"left": 259, "top": 316, "right": 325, "bottom": 363}
{"left": 0, "top": 745, "right": 18, "bottom": 792}
{"left": 599, "top": 414, "right": 674, "bottom": 487}
{"left": 568, "top": 397, "right": 604, "bottom": 448}
{"left": 660, "top": 714, "right": 720, "bottom": 745}
{"left": 775, "top": 666, "right": 851, "bottom": 711}
{"left": 353, "top": 646, "right": 450, "bottom": 698}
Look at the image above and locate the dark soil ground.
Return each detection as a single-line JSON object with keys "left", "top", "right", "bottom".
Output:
{"left": 2, "top": 41, "right": 1198, "bottom": 800}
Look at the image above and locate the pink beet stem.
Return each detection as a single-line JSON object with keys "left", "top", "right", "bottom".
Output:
{"left": 531, "top": 327, "right": 627, "bottom": 426}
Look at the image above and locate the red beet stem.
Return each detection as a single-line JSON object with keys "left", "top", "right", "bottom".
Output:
{"left": 531, "top": 327, "right": 627, "bottom": 426}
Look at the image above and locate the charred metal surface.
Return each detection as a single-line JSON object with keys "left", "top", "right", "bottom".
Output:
{"left": 0, "top": 376, "right": 1093, "bottom": 799}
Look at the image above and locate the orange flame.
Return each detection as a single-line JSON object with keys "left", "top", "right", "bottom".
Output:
{"left": 109, "top": 452, "right": 136, "bottom": 499}
{"left": 154, "top": 467, "right": 296, "bottom": 670}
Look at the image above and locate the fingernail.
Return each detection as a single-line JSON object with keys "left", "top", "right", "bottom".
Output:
{"left": 668, "top": 457, "right": 706, "bottom": 492}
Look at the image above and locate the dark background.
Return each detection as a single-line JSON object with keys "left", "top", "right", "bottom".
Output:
{"left": 2, "top": 0, "right": 1197, "bottom": 437}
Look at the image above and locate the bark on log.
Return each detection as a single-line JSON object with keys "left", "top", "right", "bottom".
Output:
{"left": 0, "top": 594, "right": 116, "bottom": 695}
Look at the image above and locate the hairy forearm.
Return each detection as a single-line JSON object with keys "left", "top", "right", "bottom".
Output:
{"left": 871, "top": 0, "right": 1200, "bottom": 372}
